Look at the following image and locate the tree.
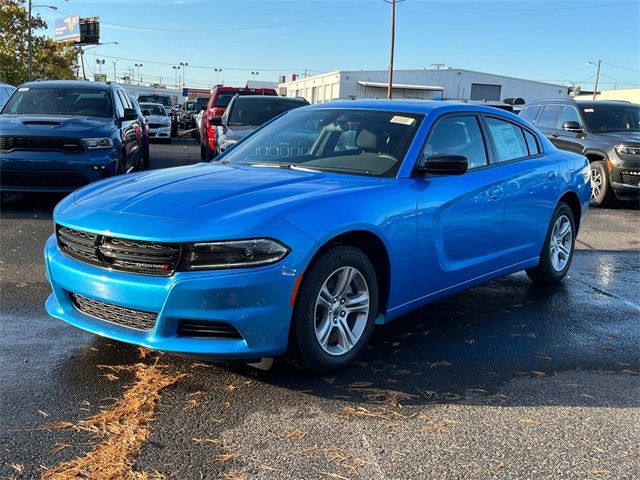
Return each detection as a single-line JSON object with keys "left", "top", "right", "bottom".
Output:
{"left": 0, "top": 0, "right": 78, "bottom": 85}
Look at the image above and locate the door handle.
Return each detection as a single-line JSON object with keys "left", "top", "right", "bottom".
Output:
{"left": 489, "top": 186, "right": 503, "bottom": 200}
{"left": 547, "top": 171, "right": 557, "bottom": 181}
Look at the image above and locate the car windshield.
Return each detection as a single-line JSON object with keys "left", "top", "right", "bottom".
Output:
{"left": 579, "top": 104, "right": 640, "bottom": 132}
{"left": 185, "top": 101, "right": 200, "bottom": 110}
{"left": 227, "top": 98, "right": 306, "bottom": 126}
{"left": 2, "top": 88, "right": 113, "bottom": 117}
{"left": 141, "top": 103, "right": 166, "bottom": 116}
{"left": 138, "top": 95, "right": 172, "bottom": 107}
{"left": 221, "top": 108, "right": 423, "bottom": 178}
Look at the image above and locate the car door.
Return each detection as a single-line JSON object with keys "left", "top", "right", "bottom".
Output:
{"left": 552, "top": 105, "right": 586, "bottom": 155}
{"left": 413, "top": 114, "right": 506, "bottom": 299}
{"left": 482, "top": 115, "right": 559, "bottom": 265}
{"left": 536, "top": 104, "right": 563, "bottom": 146}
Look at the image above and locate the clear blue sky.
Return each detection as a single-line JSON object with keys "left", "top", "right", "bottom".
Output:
{"left": 35, "top": 0, "right": 640, "bottom": 91}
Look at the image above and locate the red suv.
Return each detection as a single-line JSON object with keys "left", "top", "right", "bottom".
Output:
{"left": 199, "top": 86, "right": 277, "bottom": 160}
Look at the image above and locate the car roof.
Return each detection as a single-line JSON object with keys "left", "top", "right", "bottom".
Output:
{"left": 527, "top": 98, "right": 638, "bottom": 108}
{"left": 233, "top": 96, "right": 306, "bottom": 103}
{"left": 306, "top": 99, "right": 522, "bottom": 117}
{"left": 18, "top": 80, "right": 111, "bottom": 91}
{"left": 139, "top": 102, "right": 165, "bottom": 107}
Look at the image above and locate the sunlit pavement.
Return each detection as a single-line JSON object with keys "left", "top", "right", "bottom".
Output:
{"left": 1, "top": 138, "right": 638, "bottom": 479}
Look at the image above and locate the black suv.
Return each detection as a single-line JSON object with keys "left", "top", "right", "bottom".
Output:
{"left": 520, "top": 99, "right": 639, "bottom": 206}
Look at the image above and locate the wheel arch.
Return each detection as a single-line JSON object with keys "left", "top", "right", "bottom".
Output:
{"left": 583, "top": 149, "right": 608, "bottom": 163}
{"left": 302, "top": 229, "right": 392, "bottom": 315}
{"left": 558, "top": 190, "right": 583, "bottom": 230}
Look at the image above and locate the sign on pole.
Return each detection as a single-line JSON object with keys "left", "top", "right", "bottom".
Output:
{"left": 54, "top": 15, "right": 80, "bottom": 43}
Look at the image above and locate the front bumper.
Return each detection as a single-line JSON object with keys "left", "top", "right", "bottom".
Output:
{"left": 610, "top": 162, "right": 640, "bottom": 199}
{"left": 44, "top": 235, "right": 298, "bottom": 358}
{"left": 0, "top": 149, "right": 117, "bottom": 193}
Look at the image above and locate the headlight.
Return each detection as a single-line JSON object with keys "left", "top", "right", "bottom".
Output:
{"left": 82, "top": 137, "right": 114, "bottom": 149}
{"left": 615, "top": 144, "right": 640, "bottom": 156}
{"left": 183, "top": 238, "right": 289, "bottom": 270}
{"left": 163, "top": 119, "right": 171, "bottom": 126}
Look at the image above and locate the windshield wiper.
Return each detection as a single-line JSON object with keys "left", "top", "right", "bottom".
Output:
{"left": 250, "top": 162, "right": 320, "bottom": 172}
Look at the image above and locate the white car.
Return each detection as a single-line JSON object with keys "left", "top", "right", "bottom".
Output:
{"left": 140, "top": 102, "right": 172, "bottom": 143}
{"left": 194, "top": 109, "right": 204, "bottom": 140}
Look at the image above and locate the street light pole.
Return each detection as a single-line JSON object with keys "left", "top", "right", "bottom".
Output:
{"left": 251, "top": 71, "right": 259, "bottom": 81}
{"left": 180, "top": 62, "right": 188, "bottom": 86}
{"left": 28, "top": 0, "right": 32, "bottom": 81}
{"left": 173, "top": 66, "right": 180, "bottom": 88}
{"left": 214, "top": 68, "right": 222, "bottom": 85}
{"left": 593, "top": 60, "right": 601, "bottom": 101}
{"left": 27, "top": 3, "right": 59, "bottom": 81}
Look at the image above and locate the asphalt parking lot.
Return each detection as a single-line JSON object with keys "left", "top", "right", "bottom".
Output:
{"left": 1, "top": 137, "right": 639, "bottom": 480}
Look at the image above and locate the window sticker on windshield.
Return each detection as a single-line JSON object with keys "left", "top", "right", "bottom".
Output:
{"left": 18, "top": 87, "right": 29, "bottom": 92}
{"left": 584, "top": 108, "right": 594, "bottom": 113}
{"left": 390, "top": 115, "right": 415, "bottom": 125}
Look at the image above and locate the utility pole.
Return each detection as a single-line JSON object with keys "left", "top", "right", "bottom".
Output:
{"left": 112, "top": 60, "right": 117, "bottom": 82}
{"left": 384, "top": 0, "right": 405, "bottom": 99}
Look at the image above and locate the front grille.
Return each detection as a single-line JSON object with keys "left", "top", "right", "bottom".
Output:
{"left": 148, "top": 123, "right": 164, "bottom": 129}
{"left": 177, "top": 320, "right": 243, "bottom": 339}
{"left": 1, "top": 170, "right": 89, "bottom": 188}
{"left": 0, "top": 136, "right": 85, "bottom": 153}
{"left": 620, "top": 171, "right": 640, "bottom": 186}
{"left": 70, "top": 293, "right": 157, "bottom": 330}
{"left": 57, "top": 225, "right": 182, "bottom": 276}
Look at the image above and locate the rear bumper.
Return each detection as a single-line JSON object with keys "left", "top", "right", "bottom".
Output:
{"left": 44, "top": 234, "right": 298, "bottom": 358}
{"left": 0, "top": 150, "right": 117, "bottom": 193}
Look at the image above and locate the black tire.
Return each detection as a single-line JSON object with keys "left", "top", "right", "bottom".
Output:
{"left": 526, "top": 202, "right": 576, "bottom": 284}
{"left": 290, "top": 246, "right": 379, "bottom": 375}
{"left": 200, "top": 143, "right": 206, "bottom": 160}
{"left": 589, "top": 160, "right": 613, "bottom": 207}
{"left": 141, "top": 143, "right": 150, "bottom": 170}
{"left": 205, "top": 145, "right": 216, "bottom": 161}
{"left": 115, "top": 152, "right": 126, "bottom": 175}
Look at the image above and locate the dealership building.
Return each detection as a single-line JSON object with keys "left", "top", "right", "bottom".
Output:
{"left": 279, "top": 68, "right": 567, "bottom": 105}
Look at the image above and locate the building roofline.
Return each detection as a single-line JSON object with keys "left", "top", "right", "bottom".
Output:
{"left": 279, "top": 68, "right": 565, "bottom": 89}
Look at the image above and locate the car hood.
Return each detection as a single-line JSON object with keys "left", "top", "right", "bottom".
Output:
{"left": 590, "top": 131, "right": 640, "bottom": 144}
{"left": 70, "top": 162, "right": 382, "bottom": 226}
{"left": 0, "top": 114, "right": 113, "bottom": 135}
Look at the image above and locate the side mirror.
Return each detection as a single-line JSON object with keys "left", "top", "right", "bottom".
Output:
{"left": 142, "top": 109, "right": 151, "bottom": 117}
{"left": 562, "top": 121, "right": 582, "bottom": 132}
{"left": 201, "top": 105, "right": 207, "bottom": 111}
{"left": 122, "top": 108, "right": 138, "bottom": 121}
{"left": 209, "top": 115, "right": 223, "bottom": 126}
{"left": 415, "top": 154, "right": 468, "bottom": 176}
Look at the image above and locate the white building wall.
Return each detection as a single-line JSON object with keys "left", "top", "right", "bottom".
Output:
{"left": 280, "top": 69, "right": 567, "bottom": 105}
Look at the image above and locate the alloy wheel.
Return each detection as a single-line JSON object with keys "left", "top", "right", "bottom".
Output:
{"left": 314, "top": 266, "right": 370, "bottom": 356}
{"left": 590, "top": 165, "right": 602, "bottom": 200}
{"left": 549, "top": 214, "right": 573, "bottom": 272}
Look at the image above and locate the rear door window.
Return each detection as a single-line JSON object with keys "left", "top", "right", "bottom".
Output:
{"left": 485, "top": 117, "right": 529, "bottom": 163}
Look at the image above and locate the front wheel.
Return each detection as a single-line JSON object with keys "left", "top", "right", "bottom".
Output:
{"left": 290, "top": 246, "right": 379, "bottom": 374}
{"left": 526, "top": 202, "right": 576, "bottom": 284}
{"left": 589, "top": 160, "right": 613, "bottom": 207}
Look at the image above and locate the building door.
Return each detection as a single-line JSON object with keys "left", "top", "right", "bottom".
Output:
{"left": 470, "top": 83, "right": 502, "bottom": 101}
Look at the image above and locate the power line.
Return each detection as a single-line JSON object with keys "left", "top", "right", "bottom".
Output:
{"left": 446, "top": 0, "right": 639, "bottom": 11}
{"left": 600, "top": 61, "right": 640, "bottom": 73}
{"left": 42, "top": 1, "right": 378, "bottom": 33}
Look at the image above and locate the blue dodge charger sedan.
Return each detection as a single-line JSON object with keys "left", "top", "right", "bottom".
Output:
{"left": 44, "top": 100, "right": 590, "bottom": 373}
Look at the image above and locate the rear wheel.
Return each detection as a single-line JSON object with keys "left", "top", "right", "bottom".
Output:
{"left": 290, "top": 246, "right": 378, "bottom": 374}
{"left": 589, "top": 160, "right": 613, "bottom": 207}
{"left": 200, "top": 143, "right": 206, "bottom": 160}
{"left": 526, "top": 202, "right": 576, "bottom": 284}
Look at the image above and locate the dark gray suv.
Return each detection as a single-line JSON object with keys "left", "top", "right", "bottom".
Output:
{"left": 520, "top": 99, "right": 639, "bottom": 206}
